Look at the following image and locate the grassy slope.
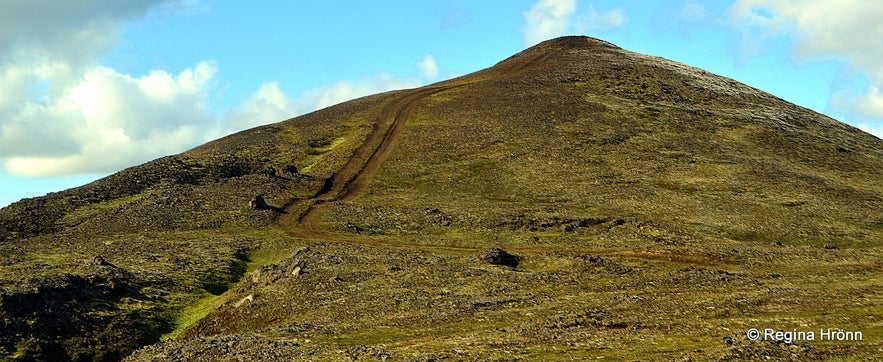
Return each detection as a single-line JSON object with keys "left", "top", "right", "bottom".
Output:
{"left": 0, "top": 91, "right": 393, "bottom": 359}
{"left": 131, "top": 38, "right": 882, "bottom": 360}
{"left": 1, "top": 37, "right": 881, "bottom": 360}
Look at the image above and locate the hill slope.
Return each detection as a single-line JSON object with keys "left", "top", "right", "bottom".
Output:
{"left": 2, "top": 36, "right": 882, "bottom": 360}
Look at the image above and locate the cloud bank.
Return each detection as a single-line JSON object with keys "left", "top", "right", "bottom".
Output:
{"left": 523, "top": 0, "right": 627, "bottom": 47}
{"left": 0, "top": 2, "right": 436, "bottom": 177}
{"left": 728, "top": 0, "right": 883, "bottom": 136}
{"left": 3, "top": 62, "right": 217, "bottom": 176}
{"left": 417, "top": 55, "right": 440, "bottom": 80}
{"left": 523, "top": 0, "right": 578, "bottom": 47}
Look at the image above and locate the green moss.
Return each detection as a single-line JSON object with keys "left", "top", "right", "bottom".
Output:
{"left": 59, "top": 192, "right": 149, "bottom": 227}
{"left": 162, "top": 292, "right": 231, "bottom": 340}
{"left": 302, "top": 136, "right": 349, "bottom": 173}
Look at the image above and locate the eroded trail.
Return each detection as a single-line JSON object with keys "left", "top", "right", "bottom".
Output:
{"left": 275, "top": 48, "right": 562, "bottom": 241}
{"left": 275, "top": 85, "right": 460, "bottom": 240}
{"left": 269, "top": 50, "right": 725, "bottom": 266}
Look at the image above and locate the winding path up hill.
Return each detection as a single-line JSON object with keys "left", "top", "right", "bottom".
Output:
{"left": 2, "top": 36, "right": 882, "bottom": 361}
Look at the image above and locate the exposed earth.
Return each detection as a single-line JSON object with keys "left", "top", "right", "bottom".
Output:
{"left": 1, "top": 36, "right": 882, "bottom": 361}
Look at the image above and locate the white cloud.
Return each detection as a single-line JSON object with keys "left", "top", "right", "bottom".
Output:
{"left": 2, "top": 62, "right": 218, "bottom": 177}
{"left": 1, "top": 59, "right": 433, "bottom": 177}
{"left": 0, "top": 1, "right": 439, "bottom": 178}
{"left": 0, "top": 1, "right": 178, "bottom": 70}
{"left": 727, "top": 0, "right": 883, "bottom": 133}
{"left": 582, "top": 5, "right": 627, "bottom": 31}
{"left": 222, "top": 82, "right": 297, "bottom": 132}
{"left": 523, "top": 0, "right": 627, "bottom": 47}
{"left": 523, "top": 0, "right": 577, "bottom": 47}
{"left": 417, "top": 55, "right": 439, "bottom": 79}
{"left": 0, "top": 0, "right": 216, "bottom": 177}
{"left": 224, "top": 53, "right": 439, "bottom": 131}
{"left": 853, "top": 86, "right": 883, "bottom": 120}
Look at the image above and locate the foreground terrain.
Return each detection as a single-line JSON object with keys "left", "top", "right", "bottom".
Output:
{"left": 2, "top": 37, "right": 882, "bottom": 360}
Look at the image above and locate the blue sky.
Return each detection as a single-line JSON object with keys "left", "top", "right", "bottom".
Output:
{"left": 1, "top": 0, "right": 881, "bottom": 207}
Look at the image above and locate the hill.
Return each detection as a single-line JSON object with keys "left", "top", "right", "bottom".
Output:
{"left": 2, "top": 36, "right": 882, "bottom": 360}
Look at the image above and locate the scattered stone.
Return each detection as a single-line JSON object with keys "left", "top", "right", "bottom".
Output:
{"left": 480, "top": 248, "right": 521, "bottom": 267}
{"left": 0, "top": 269, "right": 150, "bottom": 360}
{"left": 472, "top": 297, "right": 521, "bottom": 309}
{"left": 233, "top": 294, "right": 254, "bottom": 308}
{"left": 282, "top": 165, "right": 299, "bottom": 175}
{"left": 251, "top": 262, "right": 298, "bottom": 284}
{"left": 578, "top": 254, "right": 632, "bottom": 274}
{"left": 824, "top": 244, "right": 837, "bottom": 250}
{"left": 249, "top": 196, "right": 269, "bottom": 210}
{"left": 423, "top": 208, "right": 452, "bottom": 226}
{"left": 343, "top": 221, "right": 364, "bottom": 233}
{"left": 91, "top": 256, "right": 113, "bottom": 266}
{"left": 263, "top": 167, "right": 277, "bottom": 177}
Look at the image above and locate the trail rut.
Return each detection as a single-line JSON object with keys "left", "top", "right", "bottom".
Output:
{"left": 275, "top": 85, "right": 460, "bottom": 239}
{"left": 269, "top": 49, "right": 722, "bottom": 266}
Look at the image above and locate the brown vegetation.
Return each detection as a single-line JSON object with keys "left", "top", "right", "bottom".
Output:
{"left": 1, "top": 36, "right": 881, "bottom": 361}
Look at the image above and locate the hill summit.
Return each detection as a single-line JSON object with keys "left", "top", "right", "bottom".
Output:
{"left": 2, "top": 36, "right": 882, "bottom": 361}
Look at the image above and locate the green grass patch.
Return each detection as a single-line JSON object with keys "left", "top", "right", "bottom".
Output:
{"left": 59, "top": 192, "right": 149, "bottom": 227}
{"left": 302, "top": 136, "right": 348, "bottom": 173}
{"left": 162, "top": 291, "right": 231, "bottom": 340}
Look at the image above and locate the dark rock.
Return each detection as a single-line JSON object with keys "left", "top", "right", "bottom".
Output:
{"left": 723, "top": 336, "right": 735, "bottom": 345}
{"left": 472, "top": 297, "right": 521, "bottom": 309}
{"left": 824, "top": 244, "right": 837, "bottom": 249}
{"left": 282, "top": 165, "right": 299, "bottom": 175}
{"left": 480, "top": 248, "right": 521, "bottom": 267}
{"left": 0, "top": 269, "right": 167, "bottom": 361}
{"left": 249, "top": 196, "right": 269, "bottom": 210}
{"left": 263, "top": 167, "right": 277, "bottom": 177}
{"left": 342, "top": 221, "right": 364, "bottom": 233}
{"left": 91, "top": 256, "right": 113, "bottom": 267}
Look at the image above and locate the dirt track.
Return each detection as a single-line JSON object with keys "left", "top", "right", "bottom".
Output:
{"left": 274, "top": 46, "right": 563, "bottom": 241}
{"left": 270, "top": 49, "right": 727, "bottom": 266}
{"left": 275, "top": 84, "right": 461, "bottom": 239}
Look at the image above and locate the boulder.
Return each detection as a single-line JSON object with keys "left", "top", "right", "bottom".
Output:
{"left": 249, "top": 196, "right": 269, "bottom": 210}
{"left": 282, "top": 165, "right": 299, "bottom": 175}
{"left": 480, "top": 248, "right": 521, "bottom": 267}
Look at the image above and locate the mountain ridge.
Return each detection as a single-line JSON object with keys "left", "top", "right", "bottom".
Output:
{"left": 1, "top": 36, "right": 882, "bottom": 361}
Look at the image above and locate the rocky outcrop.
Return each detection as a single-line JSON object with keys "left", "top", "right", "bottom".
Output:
{"left": 249, "top": 196, "right": 269, "bottom": 210}
{"left": 480, "top": 248, "right": 521, "bottom": 267}
{"left": 0, "top": 265, "right": 170, "bottom": 361}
